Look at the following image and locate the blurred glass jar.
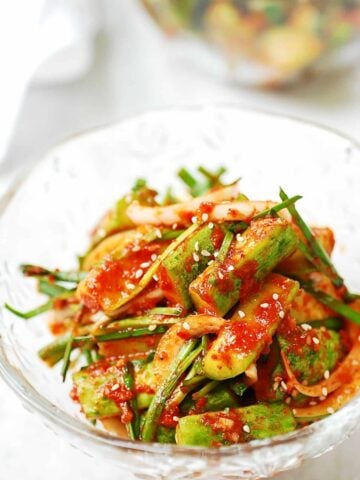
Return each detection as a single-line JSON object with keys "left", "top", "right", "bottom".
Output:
{"left": 141, "top": 0, "right": 360, "bottom": 87}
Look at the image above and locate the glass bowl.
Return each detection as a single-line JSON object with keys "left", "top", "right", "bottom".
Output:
{"left": 1, "top": 105, "right": 360, "bottom": 479}
{"left": 140, "top": 0, "right": 360, "bottom": 87}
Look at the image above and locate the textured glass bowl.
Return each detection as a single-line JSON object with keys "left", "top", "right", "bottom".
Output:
{"left": 1, "top": 106, "right": 360, "bottom": 479}
{"left": 141, "top": 0, "right": 360, "bottom": 87}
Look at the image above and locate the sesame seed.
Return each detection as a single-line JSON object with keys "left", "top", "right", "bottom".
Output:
{"left": 273, "top": 381, "right": 279, "bottom": 391}
{"left": 151, "top": 254, "right": 157, "bottom": 262}
{"left": 337, "top": 395, "right": 343, "bottom": 404}
{"left": 155, "top": 228, "right": 162, "bottom": 238}
{"left": 242, "top": 424, "right": 250, "bottom": 433}
{"left": 324, "top": 370, "right": 330, "bottom": 379}
{"left": 191, "top": 216, "right": 198, "bottom": 224}
{"left": 201, "top": 249, "right": 211, "bottom": 257}
{"left": 322, "top": 387, "right": 328, "bottom": 397}
{"left": 309, "top": 401, "right": 318, "bottom": 406}
{"left": 195, "top": 241, "right": 200, "bottom": 252}
{"left": 173, "top": 416, "right": 179, "bottom": 422}
{"left": 238, "top": 310, "right": 246, "bottom": 319}
{"left": 153, "top": 274, "right": 159, "bottom": 281}
{"left": 279, "top": 311, "right": 285, "bottom": 319}
{"left": 352, "top": 359, "right": 359, "bottom": 366}
{"left": 358, "top": 335, "right": 360, "bottom": 342}
{"left": 327, "top": 407, "right": 335, "bottom": 415}
{"left": 148, "top": 324, "right": 157, "bottom": 331}
{"left": 135, "top": 232, "right": 143, "bottom": 239}
{"left": 135, "top": 269, "right": 144, "bottom": 279}
{"left": 236, "top": 234, "right": 244, "bottom": 242}
{"left": 281, "top": 381, "right": 288, "bottom": 391}
{"left": 344, "top": 388, "right": 351, "bottom": 394}
{"left": 285, "top": 397, "right": 291, "bottom": 404}
{"left": 260, "top": 303, "right": 269, "bottom": 308}
{"left": 313, "top": 337, "right": 320, "bottom": 345}
{"left": 172, "top": 223, "right": 178, "bottom": 230}
{"left": 208, "top": 222, "right": 214, "bottom": 229}
{"left": 218, "top": 271, "right": 224, "bottom": 280}
{"left": 132, "top": 245, "right": 140, "bottom": 252}
{"left": 183, "top": 321, "right": 190, "bottom": 331}
{"left": 213, "top": 250, "right": 219, "bottom": 258}
{"left": 111, "top": 383, "right": 120, "bottom": 391}
{"left": 292, "top": 409, "right": 297, "bottom": 415}
{"left": 193, "top": 252, "right": 200, "bottom": 262}
{"left": 202, "top": 213, "right": 209, "bottom": 222}
{"left": 272, "top": 293, "right": 279, "bottom": 300}
{"left": 140, "top": 262, "right": 151, "bottom": 268}
{"left": 208, "top": 260, "right": 214, "bottom": 266}
{"left": 127, "top": 283, "right": 135, "bottom": 290}
{"left": 227, "top": 265, "right": 235, "bottom": 272}
{"left": 301, "top": 323, "right": 312, "bottom": 331}
{"left": 319, "top": 396, "right": 326, "bottom": 401}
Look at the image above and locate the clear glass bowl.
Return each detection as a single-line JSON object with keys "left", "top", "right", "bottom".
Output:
{"left": 141, "top": 0, "right": 360, "bottom": 87}
{"left": 1, "top": 106, "right": 360, "bottom": 479}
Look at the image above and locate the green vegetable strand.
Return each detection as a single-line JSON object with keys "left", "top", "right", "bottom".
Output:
{"left": 123, "top": 363, "right": 141, "bottom": 440}
{"left": 253, "top": 195, "right": 302, "bottom": 220}
{"left": 61, "top": 334, "right": 74, "bottom": 382}
{"left": 217, "top": 230, "right": 234, "bottom": 262}
{"left": 4, "top": 300, "right": 52, "bottom": 319}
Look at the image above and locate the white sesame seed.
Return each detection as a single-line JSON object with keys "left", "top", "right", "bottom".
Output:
{"left": 111, "top": 383, "right": 120, "bottom": 391}
{"left": 272, "top": 293, "right": 279, "bottom": 300}
{"left": 301, "top": 323, "right": 312, "bottom": 331}
{"left": 135, "top": 269, "right": 144, "bottom": 279}
{"left": 172, "top": 223, "right": 178, "bottom": 230}
{"left": 207, "top": 260, "right": 214, "bottom": 266}
{"left": 135, "top": 232, "right": 143, "bottom": 239}
{"left": 285, "top": 397, "right": 291, "bottom": 404}
{"left": 337, "top": 395, "right": 343, "bottom": 404}
{"left": 193, "top": 252, "right": 200, "bottom": 262}
{"left": 242, "top": 424, "right": 250, "bottom": 433}
{"left": 140, "top": 262, "right": 151, "bottom": 268}
{"left": 327, "top": 407, "right": 335, "bottom": 415}
{"left": 208, "top": 222, "right": 214, "bottom": 229}
{"left": 292, "top": 409, "right": 297, "bottom": 415}
{"left": 344, "top": 388, "right": 351, "bottom": 394}
{"left": 273, "top": 381, "right": 279, "bottom": 391}
{"left": 151, "top": 254, "right": 157, "bottom": 262}
{"left": 309, "top": 401, "right": 318, "bottom": 406}
{"left": 227, "top": 265, "right": 235, "bottom": 272}
{"left": 155, "top": 228, "right": 162, "bottom": 239}
{"left": 319, "top": 396, "right": 326, "bottom": 401}
{"left": 201, "top": 249, "right": 211, "bottom": 257}
{"left": 191, "top": 216, "right": 198, "bottom": 224}
{"left": 312, "top": 337, "right": 320, "bottom": 345}
{"left": 322, "top": 387, "right": 328, "bottom": 397}
{"left": 132, "top": 245, "right": 140, "bottom": 252}
{"left": 324, "top": 370, "right": 330, "bottom": 379}
{"left": 195, "top": 241, "right": 200, "bottom": 252}
{"left": 127, "top": 283, "right": 135, "bottom": 290}
{"left": 358, "top": 335, "right": 360, "bottom": 342}
{"left": 281, "top": 381, "right": 288, "bottom": 391}
{"left": 153, "top": 274, "right": 159, "bottom": 281}
{"left": 202, "top": 213, "right": 209, "bottom": 222}
{"left": 236, "top": 234, "right": 244, "bottom": 242}
{"left": 148, "top": 324, "right": 157, "bottom": 331}
{"left": 279, "top": 311, "right": 285, "bottom": 319}
{"left": 173, "top": 416, "right": 179, "bottom": 422}
{"left": 260, "top": 303, "right": 269, "bottom": 308}
{"left": 213, "top": 250, "right": 219, "bottom": 258}
{"left": 352, "top": 359, "right": 359, "bottom": 366}
{"left": 238, "top": 310, "right": 246, "bottom": 319}
{"left": 218, "top": 271, "right": 224, "bottom": 280}
{"left": 183, "top": 321, "right": 190, "bottom": 330}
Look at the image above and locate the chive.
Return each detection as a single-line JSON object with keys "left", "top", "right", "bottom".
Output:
{"left": 39, "top": 336, "right": 69, "bottom": 366}
{"left": 61, "top": 334, "right": 74, "bottom": 382}
{"left": 253, "top": 195, "right": 302, "bottom": 220}
{"left": 94, "top": 326, "right": 167, "bottom": 342}
{"left": 141, "top": 339, "right": 201, "bottom": 441}
{"left": 304, "top": 317, "right": 343, "bottom": 331}
{"left": 83, "top": 349, "right": 94, "bottom": 366}
{"left": 38, "top": 279, "right": 75, "bottom": 298}
{"left": 302, "top": 282, "right": 360, "bottom": 325}
{"left": 147, "top": 307, "right": 182, "bottom": 316}
{"left": 177, "top": 168, "right": 198, "bottom": 189}
{"left": 161, "top": 230, "right": 185, "bottom": 240}
{"left": 217, "top": 230, "right": 234, "bottom": 262}
{"left": 279, "top": 188, "right": 344, "bottom": 287}
{"left": 182, "top": 375, "right": 207, "bottom": 387}
{"left": 123, "top": 363, "right": 140, "bottom": 440}
{"left": 197, "top": 166, "right": 226, "bottom": 183}
{"left": 192, "top": 380, "right": 219, "bottom": 400}
{"left": 4, "top": 300, "right": 52, "bottom": 319}
{"left": 21, "top": 264, "right": 87, "bottom": 283}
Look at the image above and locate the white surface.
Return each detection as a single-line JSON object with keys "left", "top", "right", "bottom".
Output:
{"left": 0, "top": 1, "right": 360, "bottom": 479}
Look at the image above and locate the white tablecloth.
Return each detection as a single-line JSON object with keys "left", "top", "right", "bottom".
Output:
{"left": 1, "top": 1, "right": 360, "bottom": 479}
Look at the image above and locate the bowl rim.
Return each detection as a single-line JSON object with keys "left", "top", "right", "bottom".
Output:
{"left": 1, "top": 103, "right": 360, "bottom": 459}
